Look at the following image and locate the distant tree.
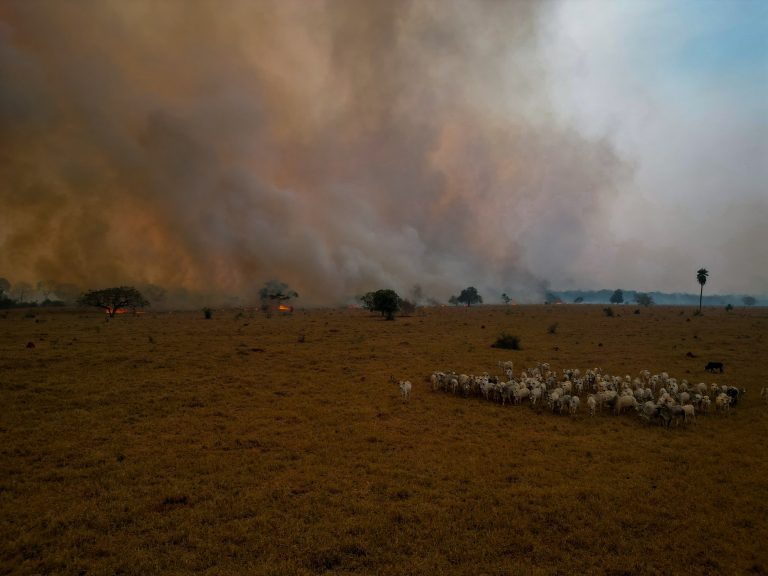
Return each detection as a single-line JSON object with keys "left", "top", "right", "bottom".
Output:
{"left": 372, "top": 289, "right": 401, "bottom": 320}
{"left": 635, "top": 292, "right": 654, "bottom": 307}
{"left": 259, "top": 280, "right": 298, "bottom": 303}
{"left": 448, "top": 295, "right": 459, "bottom": 307}
{"left": 742, "top": 296, "right": 756, "bottom": 306}
{"left": 13, "top": 281, "right": 33, "bottom": 303}
{"left": 0, "top": 278, "right": 12, "bottom": 309}
{"left": 696, "top": 268, "right": 708, "bottom": 313}
{"left": 457, "top": 286, "right": 482, "bottom": 307}
{"left": 359, "top": 292, "right": 376, "bottom": 311}
{"left": 36, "top": 280, "right": 55, "bottom": 302}
{"left": 609, "top": 289, "right": 624, "bottom": 304}
{"left": 573, "top": 296, "right": 584, "bottom": 304}
{"left": 52, "top": 283, "right": 82, "bottom": 305}
{"left": 77, "top": 286, "right": 149, "bottom": 317}
{"left": 501, "top": 293, "right": 511, "bottom": 305}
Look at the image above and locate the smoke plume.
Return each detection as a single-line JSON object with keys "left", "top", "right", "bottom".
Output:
{"left": 1, "top": 1, "right": 627, "bottom": 305}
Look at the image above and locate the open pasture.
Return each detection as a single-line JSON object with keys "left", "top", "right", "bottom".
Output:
{"left": 1, "top": 305, "right": 767, "bottom": 575}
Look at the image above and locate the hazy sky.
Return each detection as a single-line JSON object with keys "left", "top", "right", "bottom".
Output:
{"left": 1, "top": 0, "right": 766, "bottom": 305}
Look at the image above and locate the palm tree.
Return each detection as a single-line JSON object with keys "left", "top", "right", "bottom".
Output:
{"left": 696, "top": 268, "right": 709, "bottom": 312}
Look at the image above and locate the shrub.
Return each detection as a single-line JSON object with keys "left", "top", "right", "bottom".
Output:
{"left": 547, "top": 322, "right": 558, "bottom": 334}
{"left": 203, "top": 307, "right": 213, "bottom": 319}
{"left": 492, "top": 332, "right": 521, "bottom": 350}
{"left": 725, "top": 304, "right": 734, "bottom": 312}
{"left": 603, "top": 307, "right": 614, "bottom": 317}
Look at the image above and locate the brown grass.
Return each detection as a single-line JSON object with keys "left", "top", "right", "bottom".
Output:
{"left": 1, "top": 305, "right": 767, "bottom": 575}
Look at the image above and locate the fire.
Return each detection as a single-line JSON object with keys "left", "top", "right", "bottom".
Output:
{"left": 105, "top": 307, "right": 144, "bottom": 315}
{"left": 106, "top": 307, "right": 129, "bottom": 314}
{"left": 278, "top": 304, "right": 293, "bottom": 312}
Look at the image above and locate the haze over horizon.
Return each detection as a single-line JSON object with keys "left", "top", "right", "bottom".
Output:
{"left": 1, "top": 0, "right": 766, "bottom": 305}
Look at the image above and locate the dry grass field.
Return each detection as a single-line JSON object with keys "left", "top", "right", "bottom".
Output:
{"left": 1, "top": 304, "right": 767, "bottom": 575}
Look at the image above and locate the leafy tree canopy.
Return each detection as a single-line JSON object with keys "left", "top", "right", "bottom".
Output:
{"left": 610, "top": 289, "right": 624, "bottom": 304}
{"left": 457, "top": 286, "right": 482, "bottom": 307}
{"left": 635, "top": 292, "right": 654, "bottom": 307}
{"left": 371, "top": 289, "right": 401, "bottom": 320}
{"left": 77, "top": 286, "right": 149, "bottom": 317}
{"left": 743, "top": 296, "right": 756, "bottom": 306}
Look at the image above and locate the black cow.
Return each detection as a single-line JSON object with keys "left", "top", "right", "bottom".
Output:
{"left": 705, "top": 361, "right": 724, "bottom": 373}
{"left": 726, "top": 386, "right": 744, "bottom": 406}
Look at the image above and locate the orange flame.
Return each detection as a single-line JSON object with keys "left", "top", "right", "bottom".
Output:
{"left": 106, "top": 307, "right": 129, "bottom": 314}
{"left": 278, "top": 304, "right": 293, "bottom": 312}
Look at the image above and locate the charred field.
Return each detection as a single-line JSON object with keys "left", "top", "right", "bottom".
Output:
{"left": 1, "top": 305, "right": 767, "bottom": 575}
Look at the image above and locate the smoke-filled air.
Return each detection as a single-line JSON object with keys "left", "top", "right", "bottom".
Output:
{"left": 1, "top": 0, "right": 766, "bottom": 306}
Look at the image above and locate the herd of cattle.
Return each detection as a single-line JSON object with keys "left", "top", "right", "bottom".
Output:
{"left": 401, "top": 362, "right": 754, "bottom": 427}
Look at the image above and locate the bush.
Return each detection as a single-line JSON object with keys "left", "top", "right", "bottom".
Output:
{"left": 547, "top": 322, "right": 558, "bottom": 334}
{"left": 603, "top": 307, "right": 614, "bottom": 317}
{"left": 492, "top": 332, "right": 521, "bottom": 350}
{"left": 725, "top": 304, "right": 734, "bottom": 312}
{"left": 203, "top": 307, "right": 213, "bottom": 319}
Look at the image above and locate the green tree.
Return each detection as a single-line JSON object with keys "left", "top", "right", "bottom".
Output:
{"left": 372, "top": 289, "right": 401, "bottom": 320}
{"left": 77, "top": 286, "right": 149, "bottom": 317}
{"left": 696, "top": 268, "right": 708, "bottom": 313}
{"left": 742, "top": 295, "right": 756, "bottom": 306}
{"left": 448, "top": 295, "right": 459, "bottom": 307}
{"left": 501, "top": 293, "right": 511, "bottom": 305}
{"left": 635, "top": 292, "right": 654, "bottom": 307}
{"left": 609, "top": 289, "right": 624, "bottom": 304}
{"left": 457, "top": 286, "right": 482, "bottom": 307}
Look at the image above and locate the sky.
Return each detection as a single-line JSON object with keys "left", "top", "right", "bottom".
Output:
{"left": 0, "top": 0, "right": 766, "bottom": 305}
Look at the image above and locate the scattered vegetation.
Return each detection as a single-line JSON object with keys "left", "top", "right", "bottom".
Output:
{"left": 0, "top": 306, "right": 765, "bottom": 575}
{"left": 635, "top": 292, "right": 654, "bottom": 307}
{"left": 76, "top": 286, "right": 149, "bottom": 317}
{"left": 360, "top": 289, "right": 401, "bottom": 320}
{"left": 457, "top": 286, "right": 483, "bottom": 307}
{"left": 547, "top": 322, "right": 559, "bottom": 334}
{"left": 697, "top": 267, "right": 709, "bottom": 313}
{"left": 603, "top": 307, "right": 614, "bottom": 317}
{"left": 491, "top": 332, "right": 521, "bottom": 350}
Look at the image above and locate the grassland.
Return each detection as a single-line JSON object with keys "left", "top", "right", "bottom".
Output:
{"left": 1, "top": 304, "right": 767, "bottom": 575}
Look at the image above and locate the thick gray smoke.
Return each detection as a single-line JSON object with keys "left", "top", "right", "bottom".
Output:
{"left": 0, "top": 1, "right": 625, "bottom": 305}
